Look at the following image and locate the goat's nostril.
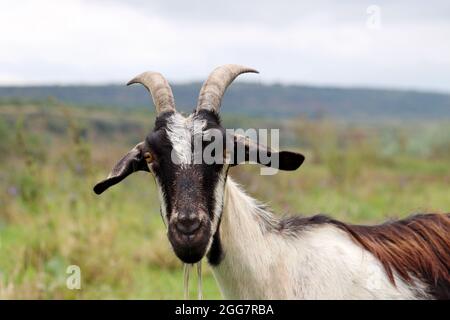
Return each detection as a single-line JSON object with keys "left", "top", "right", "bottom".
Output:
{"left": 176, "top": 218, "right": 201, "bottom": 235}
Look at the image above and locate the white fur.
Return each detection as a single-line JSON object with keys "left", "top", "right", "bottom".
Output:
{"left": 166, "top": 113, "right": 194, "bottom": 166}
{"left": 165, "top": 113, "right": 207, "bottom": 166}
{"left": 210, "top": 178, "right": 430, "bottom": 300}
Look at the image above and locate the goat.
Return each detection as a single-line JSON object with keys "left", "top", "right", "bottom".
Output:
{"left": 94, "top": 64, "right": 450, "bottom": 299}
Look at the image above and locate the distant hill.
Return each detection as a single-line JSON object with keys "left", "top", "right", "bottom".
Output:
{"left": 1, "top": 83, "right": 450, "bottom": 120}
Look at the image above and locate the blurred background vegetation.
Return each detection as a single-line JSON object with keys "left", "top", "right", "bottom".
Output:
{"left": 0, "top": 89, "right": 449, "bottom": 299}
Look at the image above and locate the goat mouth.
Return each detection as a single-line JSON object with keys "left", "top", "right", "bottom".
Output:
{"left": 168, "top": 223, "right": 211, "bottom": 263}
{"left": 176, "top": 221, "right": 203, "bottom": 237}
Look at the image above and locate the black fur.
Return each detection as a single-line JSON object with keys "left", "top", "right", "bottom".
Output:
{"left": 207, "top": 228, "right": 224, "bottom": 266}
{"left": 146, "top": 111, "right": 225, "bottom": 263}
{"left": 277, "top": 214, "right": 335, "bottom": 233}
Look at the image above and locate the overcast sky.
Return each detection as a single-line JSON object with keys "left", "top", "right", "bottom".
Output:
{"left": 1, "top": 0, "right": 450, "bottom": 92}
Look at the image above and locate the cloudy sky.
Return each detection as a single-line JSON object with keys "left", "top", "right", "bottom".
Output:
{"left": 1, "top": 0, "right": 450, "bottom": 92}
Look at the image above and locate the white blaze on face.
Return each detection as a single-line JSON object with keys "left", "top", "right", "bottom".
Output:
{"left": 166, "top": 113, "right": 193, "bottom": 166}
{"left": 166, "top": 113, "right": 207, "bottom": 166}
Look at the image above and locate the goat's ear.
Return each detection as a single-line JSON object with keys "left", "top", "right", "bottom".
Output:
{"left": 230, "top": 134, "right": 305, "bottom": 171}
{"left": 93, "top": 142, "right": 149, "bottom": 195}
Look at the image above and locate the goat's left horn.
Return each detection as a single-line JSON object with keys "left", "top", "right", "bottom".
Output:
{"left": 127, "top": 72, "right": 176, "bottom": 114}
{"left": 196, "top": 64, "right": 258, "bottom": 113}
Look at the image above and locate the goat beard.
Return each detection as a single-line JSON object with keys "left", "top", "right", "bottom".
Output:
{"left": 183, "top": 261, "right": 203, "bottom": 300}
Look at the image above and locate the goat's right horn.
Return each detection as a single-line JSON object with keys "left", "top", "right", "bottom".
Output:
{"left": 196, "top": 64, "right": 258, "bottom": 113}
{"left": 127, "top": 71, "right": 176, "bottom": 114}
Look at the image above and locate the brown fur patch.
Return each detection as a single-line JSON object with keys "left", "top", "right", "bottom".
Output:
{"left": 333, "top": 213, "right": 450, "bottom": 299}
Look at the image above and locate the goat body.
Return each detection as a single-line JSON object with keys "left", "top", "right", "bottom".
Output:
{"left": 210, "top": 178, "right": 450, "bottom": 300}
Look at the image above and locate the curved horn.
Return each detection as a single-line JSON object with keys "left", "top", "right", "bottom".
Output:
{"left": 196, "top": 64, "right": 258, "bottom": 113}
{"left": 127, "top": 72, "right": 176, "bottom": 114}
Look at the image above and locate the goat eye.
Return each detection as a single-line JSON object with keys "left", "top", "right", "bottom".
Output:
{"left": 144, "top": 152, "right": 153, "bottom": 163}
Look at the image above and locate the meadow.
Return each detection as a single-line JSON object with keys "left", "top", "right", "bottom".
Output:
{"left": 0, "top": 100, "right": 449, "bottom": 299}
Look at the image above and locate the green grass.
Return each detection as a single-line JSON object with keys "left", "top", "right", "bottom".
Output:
{"left": 0, "top": 102, "right": 449, "bottom": 299}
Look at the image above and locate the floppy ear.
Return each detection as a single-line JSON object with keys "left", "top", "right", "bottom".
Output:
{"left": 230, "top": 134, "right": 305, "bottom": 171}
{"left": 93, "top": 142, "right": 149, "bottom": 195}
